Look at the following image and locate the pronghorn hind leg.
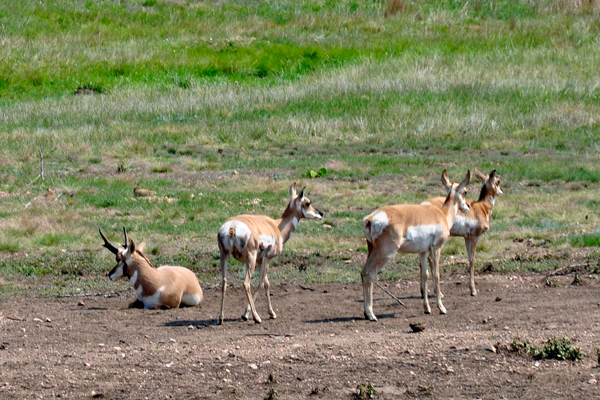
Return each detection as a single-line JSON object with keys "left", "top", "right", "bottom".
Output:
{"left": 431, "top": 247, "right": 447, "bottom": 314}
{"left": 242, "top": 256, "right": 268, "bottom": 320}
{"left": 466, "top": 236, "right": 478, "bottom": 296}
{"left": 361, "top": 245, "right": 394, "bottom": 322}
{"left": 218, "top": 251, "right": 229, "bottom": 325}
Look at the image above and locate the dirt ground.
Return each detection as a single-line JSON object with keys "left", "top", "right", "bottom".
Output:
{"left": 1, "top": 272, "right": 600, "bottom": 400}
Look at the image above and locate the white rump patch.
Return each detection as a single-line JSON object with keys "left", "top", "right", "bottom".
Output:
{"left": 401, "top": 224, "right": 443, "bottom": 253}
{"left": 363, "top": 211, "right": 389, "bottom": 242}
{"left": 218, "top": 220, "right": 252, "bottom": 252}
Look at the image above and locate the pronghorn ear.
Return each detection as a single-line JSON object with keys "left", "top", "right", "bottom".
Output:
{"left": 458, "top": 170, "right": 471, "bottom": 193}
{"left": 474, "top": 167, "right": 487, "bottom": 184}
{"left": 289, "top": 182, "right": 297, "bottom": 198}
{"left": 489, "top": 170, "right": 497, "bottom": 181}
{"left": 127, "top": 239, "right": 136, "bottom": 255}
{"left": 441, "top": 170, "right": 451, "bottom": 190}
{"left": 137, "top": 239, "right": 146, "bottom": 253}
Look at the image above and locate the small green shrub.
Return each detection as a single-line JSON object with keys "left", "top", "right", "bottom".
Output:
{"left": 355, "top": 382, "right": 377, "bottom": 400}
{"left": 511, "top": 337, "right": 583, "bottom": 361}
{"left": 307, "top": 167, "right": 327, "bottom": 178}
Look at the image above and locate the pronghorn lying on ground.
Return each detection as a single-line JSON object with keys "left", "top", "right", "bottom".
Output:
{"left": 217, "top": 183, "right": 324, "bottom": 324}
{"left": 362, "top": 170, "right": 471, "bottom": 321}
{"left": 422, "top": 168, "right": 503, "bottom": 296}
{"left": 134, "top": 185, "right": 156, "bottom": 197}
{"left": 100, "top": 228, "right": 203, "bottom": 309}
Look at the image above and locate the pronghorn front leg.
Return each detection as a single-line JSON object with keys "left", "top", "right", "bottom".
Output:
{"left": 419, "top": 252, "right": 431, "bottom": 314}
{"left": 465, "top": 236, "right": 478, "bottom": 296}
{"left": 431, "top": 247, "right": 447, "bottom": 314}
{"left": 241, "top": 250, "right": 262, "bottom": 323}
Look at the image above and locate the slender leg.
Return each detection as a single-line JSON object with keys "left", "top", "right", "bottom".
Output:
{"left": 241, "top": 250, "right": 262, "bottom": 323}
{"left": 361, "top": 243, "right": 395, "bottom": 322}
{"left": 218, "top": 251, "right": 229, "bottom": 325}
{"left": 431, "top": 247, "right": 447, "bottom": 314}
{"left": 242, "top": 256, "right": 270, "bottom": 320}
{"left": 419, "top": 252, "right": 431, "bottom": 314}
{"left": 466, "top": 236, "right": 479, "bottom": 296}
{"left": 263, "top": 262, "right": 276, "bottom": 319}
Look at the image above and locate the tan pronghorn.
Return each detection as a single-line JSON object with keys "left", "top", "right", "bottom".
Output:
{"left": 134, "top": 185, "right": 156, "bottom": 197}
{"left": 422, "top": 168, "right": 503, "bottom": 296}
{"left": 361, "top": 170, "right": 470, "bottom": 321}
{"left": 100, "top": 228, "right": 203, "bottom": 309}
{"left": 217, "top": 183, "right": 323, "bottom": 324}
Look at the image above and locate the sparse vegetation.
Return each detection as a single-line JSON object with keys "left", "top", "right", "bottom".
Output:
{"left": 355, "top": 382, "right": 377, "bottom": 399}
{"left": 1, "top": 0, "right": 600, "bottom": 294}
{"left": 511, "top": 337, "right": 584, "bottom": 361}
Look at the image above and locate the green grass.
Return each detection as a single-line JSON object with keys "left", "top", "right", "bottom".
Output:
{"left": 2, "top": 0, "right": 600, "bottom": 294}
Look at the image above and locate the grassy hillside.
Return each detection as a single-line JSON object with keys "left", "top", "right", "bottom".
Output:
{"left": 1, "top": 0, "right": 600, "bottom": 295}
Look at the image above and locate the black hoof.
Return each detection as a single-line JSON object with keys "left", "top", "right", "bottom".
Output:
{"left": 241, "top": 315, "right": 248, "bottom": 321}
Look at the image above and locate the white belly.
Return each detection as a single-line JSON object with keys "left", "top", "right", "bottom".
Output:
{"left": 399, "top": 224, "right": 443, "bottom": 253}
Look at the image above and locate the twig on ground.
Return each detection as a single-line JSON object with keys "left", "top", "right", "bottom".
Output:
{"left": 375, "top": 281, "right": 406, "bottom": 307}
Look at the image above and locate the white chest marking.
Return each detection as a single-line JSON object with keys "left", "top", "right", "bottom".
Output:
{"left": 489, "top": 196, "right": 495, "bottom": 206}
{"left": 129, "top": 270, "right": 138, "bottom": 286}
{"left": 400, "top": 224, "right": 443, "bottom": 253}
{"left": 364, "top": 211, "right": 389, "bottom": 242}
{"left": 450, "top": 215, "right": 479, "bottom": 236}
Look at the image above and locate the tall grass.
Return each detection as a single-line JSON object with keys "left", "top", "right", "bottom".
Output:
{"left": 1, "top": 0, "right": 600, "bottom": 293}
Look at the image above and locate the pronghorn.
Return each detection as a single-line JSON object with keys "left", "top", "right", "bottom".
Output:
{"left": 217, "top": 183, "right": 323, "bottom": 324}
{"left": 134, "top": 185, "right": 156, "bottom": 197}
{"left": 100, "top": 228, "right": 203, "bottom": 309}
{"left": 362, "top": 170, "right": 471, "bottom": 321}
{"left": 422, "top": 168, "right": 503, "bottom": 296}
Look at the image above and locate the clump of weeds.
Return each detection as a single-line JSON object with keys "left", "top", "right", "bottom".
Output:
{"left": 511, "top": 337, "right": 583, "bottom": 361}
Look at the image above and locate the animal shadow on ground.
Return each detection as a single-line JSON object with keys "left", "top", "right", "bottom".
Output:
{"left": 304, "top": 313, "right": 397, "bottom": 324}
{"left": 161, "top": 319, "right": 232, "bottom": 328}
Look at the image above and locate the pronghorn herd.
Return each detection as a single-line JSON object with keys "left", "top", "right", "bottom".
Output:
{"left": 100, "top": 170, "right": 502, "bottom": 323}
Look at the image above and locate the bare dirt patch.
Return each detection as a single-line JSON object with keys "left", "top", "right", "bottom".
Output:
{"left": 1, "top": 273, "right": 600, "bottom": 399}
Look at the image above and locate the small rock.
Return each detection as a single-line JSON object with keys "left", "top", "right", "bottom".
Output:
{"left": 446, "top": 366, "right": 455, "bottom": 373}
{"left": 45, "top": 318, "right": 51, "bottom": 323}
{"left": 503, "top": 326, "right": 510, "bottom": 331}
{"left": 322, "top": 224, "right": 332, "bottom": 230}
{"left": 77, "top": 301, "right": 85, "bottom": 307}
{"left": 98, "top": 343, "right": 105, "bottom": 347}
{"left": 113, "top": 347, "right": 121, "bottom": 351}
{"left": 165, "top": 362, "right": 173, "bottom": 368}
{"left": 188, "top": 325, "right": 194, "bottom": 330}
{"left": 249, "top": 363, "right": 258, "bottom": 370}
{"left": 409, "top": 371, "right": 416, "bottom": 376}
{"left": 495, "top": 297, "right": 502, "bottom": 302}
{"left": 84, "top": 363, "right": 91, "bottom": 367}
{"left": 168, "top": 338, "right": 176, "bottom": 343}
{"left": 409, "top": 323, "right": 425, "bottom": 333}
{"left": 589, "top": 378, "right": 597, "bottom": 385}
{"left": 232, "top": 170, "right": 239, "bottom": 175}
{"left": 33, "top": 318, "right": 43, "bottom": 323}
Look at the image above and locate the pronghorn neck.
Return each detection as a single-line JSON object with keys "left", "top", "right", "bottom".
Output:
{"left": 127, "top": 251, "right": 156, "bottom": 282}
{"left": 440, "top": 192, "right": 459, "bottom": 228}
{"left": 277, "top": 202, "right": 301, "bottom": 244}
{"left": 476, "top": 185, "right": 496, "bottom": 214}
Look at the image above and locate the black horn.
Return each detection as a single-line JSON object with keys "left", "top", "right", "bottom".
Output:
{"left": 99, "top": 228, "right": 119, "bottom": 255}
{"left": 122, "top": 227, "right": 130, "bottom": 249}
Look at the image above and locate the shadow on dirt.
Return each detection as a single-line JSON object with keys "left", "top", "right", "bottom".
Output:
{"left": 303, "top": 313, "right": 397, "bottom": 323}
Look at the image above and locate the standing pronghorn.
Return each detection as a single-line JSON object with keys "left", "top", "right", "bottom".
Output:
{"left": 217, "top": 183, "right": 323, "bottom": 324}
{"left": 362, "top": 170, "right": 470, "bottom": 321}
{"left": 422, "top": 168, "right": 503, "bottom": 296}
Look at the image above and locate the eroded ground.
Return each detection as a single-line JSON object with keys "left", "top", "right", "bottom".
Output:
{"left": 1, "top": 273, "right": 600, "bottom": 399}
